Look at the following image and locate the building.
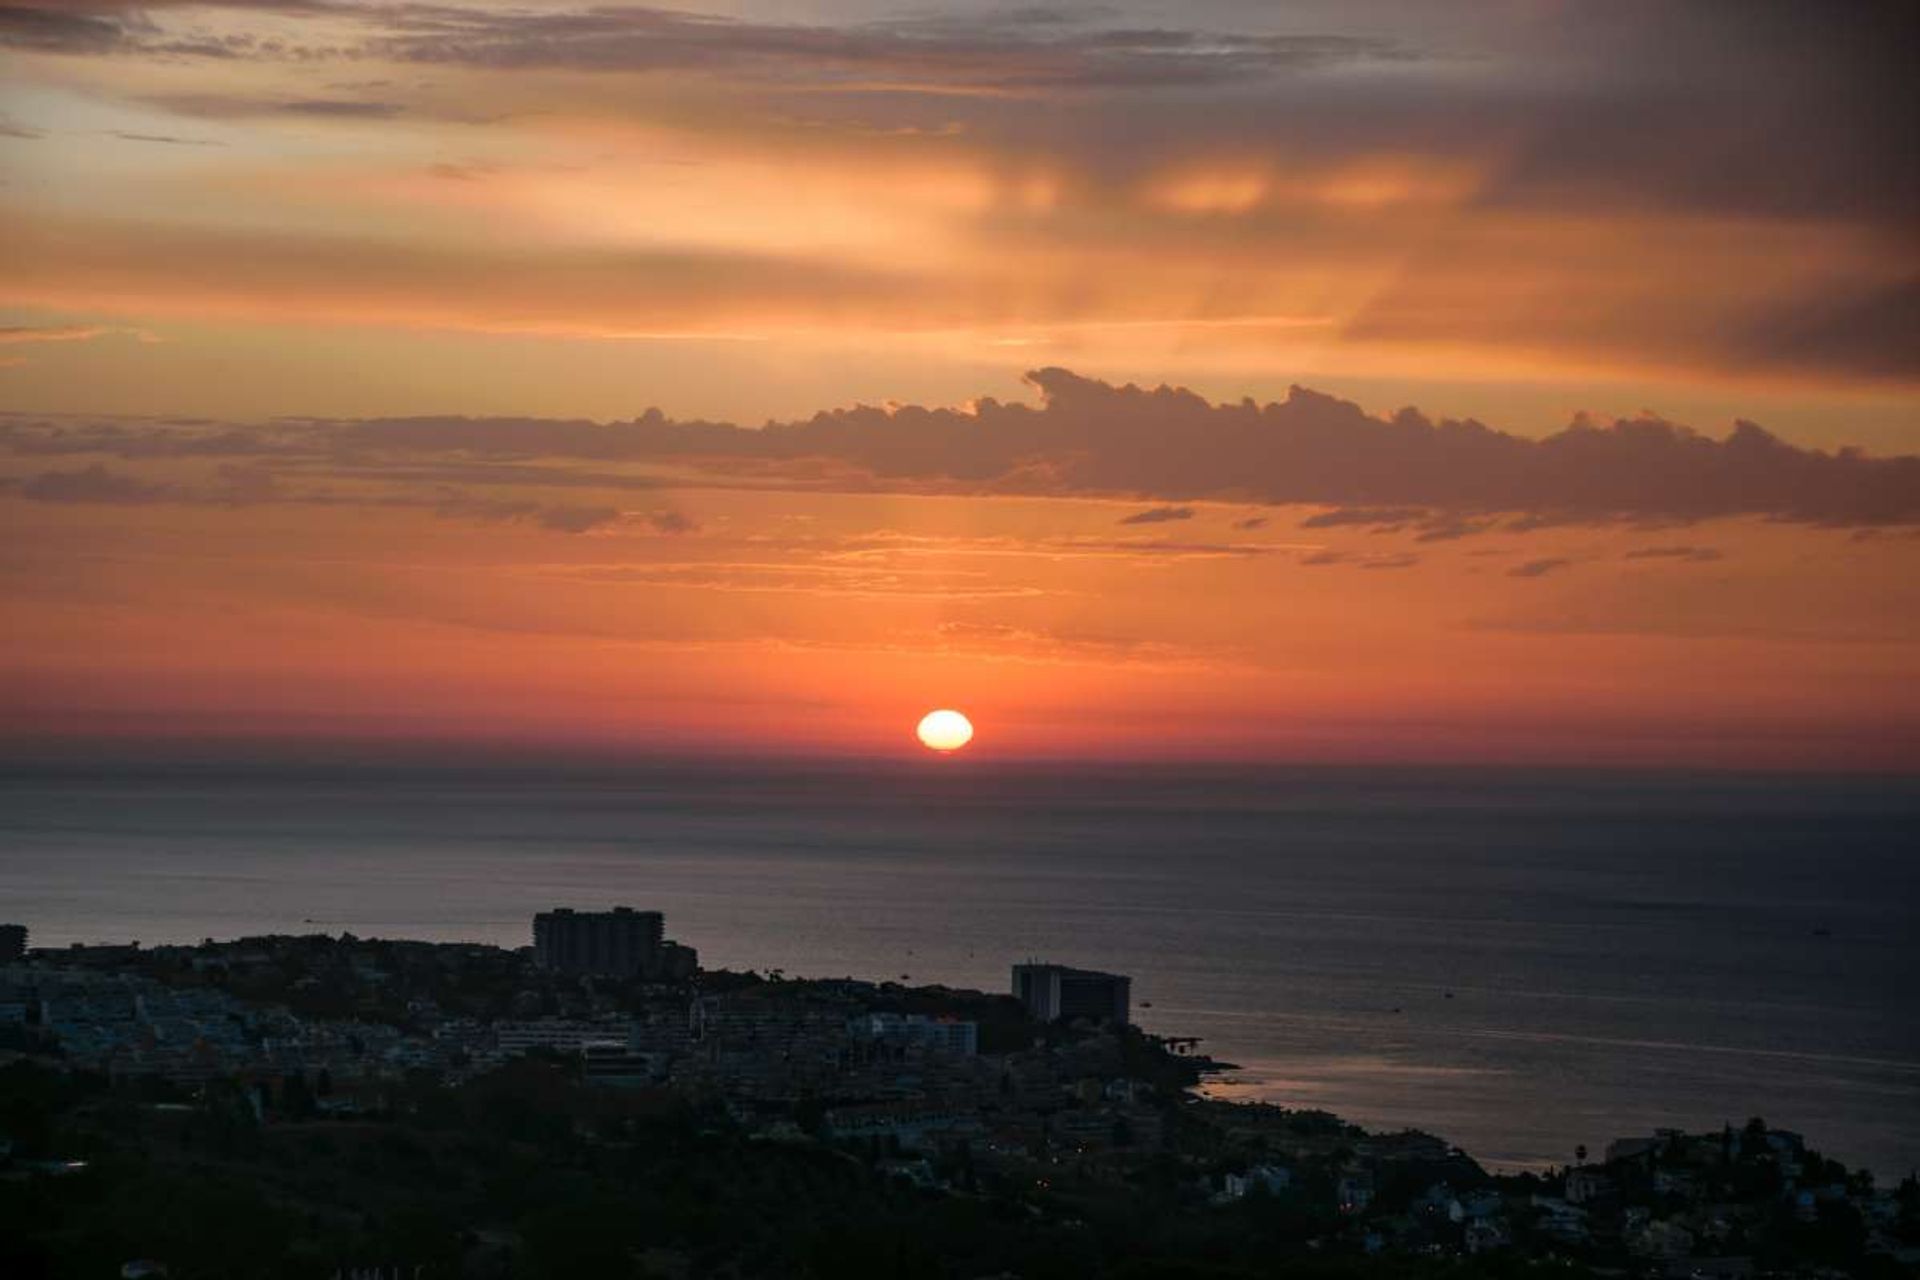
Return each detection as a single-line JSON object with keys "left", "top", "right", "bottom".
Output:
{"left": 493, "top": 1019, "right": 632, "bottom": 1057}
{"left": 850, "top": 1012, "right": 978, "bottom": 1056}
{"left": 580, "top": 1041, "right": 663, "bottom": 1086}
{"left": 532, "top": 907, "right": 665, "bottom": 977}
{"left": 1012, "top": 962, "right": 1130, "bottom": 1025}
{"left": 0, "top": 924, "right": 25, "bottom": 964}
{"left": 1565, "top": 1167, "right": 1616, "bottom": 1205}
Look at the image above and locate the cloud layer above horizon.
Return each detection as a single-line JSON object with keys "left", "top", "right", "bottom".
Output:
{"left": 6, "top": 370, "right": 1916, "bottom": 527}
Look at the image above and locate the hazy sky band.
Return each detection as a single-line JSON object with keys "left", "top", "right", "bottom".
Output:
{"left": 1, "top": 1, "right": 1914, "bottom": 423}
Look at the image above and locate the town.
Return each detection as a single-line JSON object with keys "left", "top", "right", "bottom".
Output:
{"left": 1, "top": 914, "right": 1914, "bottom": 1279}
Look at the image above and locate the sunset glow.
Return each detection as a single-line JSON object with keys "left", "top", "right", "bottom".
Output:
{"left": 0, "top": 1, "right": 1914, "bottom": 769}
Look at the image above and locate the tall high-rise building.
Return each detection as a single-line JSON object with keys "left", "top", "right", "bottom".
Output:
{"left": 533, "top": 907, "right": 664, "bottom": 977}
{"left": 1012, "top": 962, "right": 1131, "bottom": 1026}
{"left": 0, "top": 924, "right": 26, "bottom": 964}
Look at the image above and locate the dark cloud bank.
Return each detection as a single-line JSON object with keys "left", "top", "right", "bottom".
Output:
{"left": 0, "top": 1, "right": 1402, "bottom": 88}
{"left": 6, "top": 369, "right": 1917, "bottom": 527}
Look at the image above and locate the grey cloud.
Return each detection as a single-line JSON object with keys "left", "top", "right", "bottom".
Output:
{"left": 1469, "top": 2, "right": 1918, "bottom": 233}
{"left": 368, "top": 7, "right": 1405, "bottom": 90}
{"left": 1117, "top": 504, "right": 1194, "bottom": 525}
{"left": 0, "top": 419, "right": 279, "bottom": 457}
{"left": 1054, "top": 538, "right": 1273, "bottom": 560}
{"left": 1413, "top": 516, "right": 1493, "bottom": 543}
{"left": 141, "top": 94, "right": 407, "bottom": 120}
{"left": 12, "top": 2, "right": 1912, "bottom": 254}
{"left": 4, "top": 452, "right": 629, "bottom": 534}
{"left": 6, "top": 1, "right": 349, "bottom": 8}
{"left": 109, "top": 130, "right": 225, "bottom": 146}
{"left": 1624, "top": 545, "right": 1723, "bottom": 563}
{"left": 1724, "top": 279, "right": 1920, "bottom": 383}
{"left": 0, "top": 2, "right": 343, "bottom": 57}
{"left": 538, "top": 504, "right": 620, "bottom": 533}
{"left": 277, "top": 99, "right": 404, "bottom": 118}
{"left": 432, "top": 494, "right": 624, "bottom": 534}
{"left": 7, "top": 369, "right": 1917, "bottom": 526}
{"left": 647, "top": 508, "right": 697, "bottom": 534}
{"left": 13, "top": 1, "right": 1408, "bottom": 88}
{"left": 1297, "top": 549, "right": 1418, "bottom": 570}
{"left": 0, "top": 7, "right": 124, "bottom": 54}
{"left": 1508, "top": 558, "right": 1571, "bottom": 579}
{"left": 1232, "top": 515, "right": 1268, "bottom": 530}
{"left": 208, "top": 462, "right": 281, "bottom": 503}
{"left": 18, "top": 463, "right": 173, "bottom": 503}
{"left": 1300, "top": 506, "right": 1427, "bottom": 529}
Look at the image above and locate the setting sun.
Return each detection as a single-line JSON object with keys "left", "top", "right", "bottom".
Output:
{"left": 916, "top": 709, "right": 975, "bottom": 753}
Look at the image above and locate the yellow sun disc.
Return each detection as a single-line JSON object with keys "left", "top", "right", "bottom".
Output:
{"left": 916, "top": 709, "right": 974, "bottom": 752}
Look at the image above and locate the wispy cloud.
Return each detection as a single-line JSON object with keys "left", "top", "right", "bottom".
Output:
{"left": 1624, "top": 545, "right": 1724, "bottom": 563}
{"left": 0, "top": 324, "right": 152, "bottom": 345}
{"left": 1118, "top": 504, "right": 1194, "bottom": 525}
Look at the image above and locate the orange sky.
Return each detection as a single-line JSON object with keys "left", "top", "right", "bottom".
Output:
{"left": 2, "top": 1, "right": 1916, "bottom": 767}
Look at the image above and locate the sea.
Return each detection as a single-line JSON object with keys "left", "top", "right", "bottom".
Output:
{"left": 2, "top": 759, "right": 1916, "bottom": 1178}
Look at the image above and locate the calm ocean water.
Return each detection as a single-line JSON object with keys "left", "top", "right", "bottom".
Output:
{"left": 2, "top": 761, "right": 1916, "bottom": 1177}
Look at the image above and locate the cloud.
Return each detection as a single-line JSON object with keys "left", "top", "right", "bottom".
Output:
{"left": 928, "top": 619, "right": 1223, "bottom": 669}
{"left": 0, "top": 325, "right": 115, "bottom": 345}
{"left": 0, "top": 2, "right": 349, "bottom": 57}
{"left": 646, "top": 508, "right": 698, "bottom": 534}
{"left": 1507, "top": 558, "right": 1572, "bottom": 579}
{"left": 1461, "top": 4, "right": 1917, "bottom": 235}
{"left": 1724, "top": 278, "right": 1920, "bottom": 382}
{"left": 0, "top": 7, "right": 124, "bottom": 55}
{"left": 367, "top": 7, "right": 1405, "bottom": 91}
{"left": 838, "top": 531, "right": 1276, "bottom": 562}
{"left": 4, "top": 2, "right": 1408, "bottom": 91}
{"left": 1296, "top": 549, "right": 1419, "bottom": 571}
{"left": 431, "top": 494, "right": 624, "bottom": 534}
{"left": 1117, "top": 504, "right": 1194, "bottom": 525}
{"left": 4, "top": 453, "right": 634, "bottom": 534}
{"left": 1624, "top": 545, "right": 1723, "bottom": 563}
{"left": 5, "top": 370, "right": 1917, "bottom": 526}
{"left": 1232, "top": 515, "right": 1268, "bottom": 530}
{"left": 276, "top": 99, "right": 404, "bottom": 119}
{"left": 0, "top": 208, "right": 903, "bottom": 340}
{"left": 108, "top": 131, "right": 225, "bottom": 147}
{"left": 1412, "top": 516, "right": 1493, "bottom": 543}
{"left": 18, "top": 463, "right": 173, "bottom": 503}
{"left": 1300, "top": 507, "right": 1427, "bottom": 529}
{"left": 5, "top": 4, "right": 1910, "bottom": 390}
{"left": 140, "top": 94, "right": 409, "bottom": 121}
{"left": 536, "top": 504, "right": 620, "bottom": 533}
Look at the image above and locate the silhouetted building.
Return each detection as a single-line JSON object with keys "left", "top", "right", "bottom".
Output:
{"left": 652, "top": 942, "right": 699, "bottom": 983}
{"left": 0, "top": 924, "right": 25, "bottom": 964}
{"left": 532, "top": 907, "right": 696, "bottom": 980}
{"left": 1012, "top": 962, "right": 1130, "bottom": 1025}
{"left": 534, "top": 907, "right": 662, "bottom": 976}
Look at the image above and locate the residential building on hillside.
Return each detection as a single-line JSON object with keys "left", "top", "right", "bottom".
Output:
{"left": 1012, "top": 962, "right": 1130, "bottom": 1025}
